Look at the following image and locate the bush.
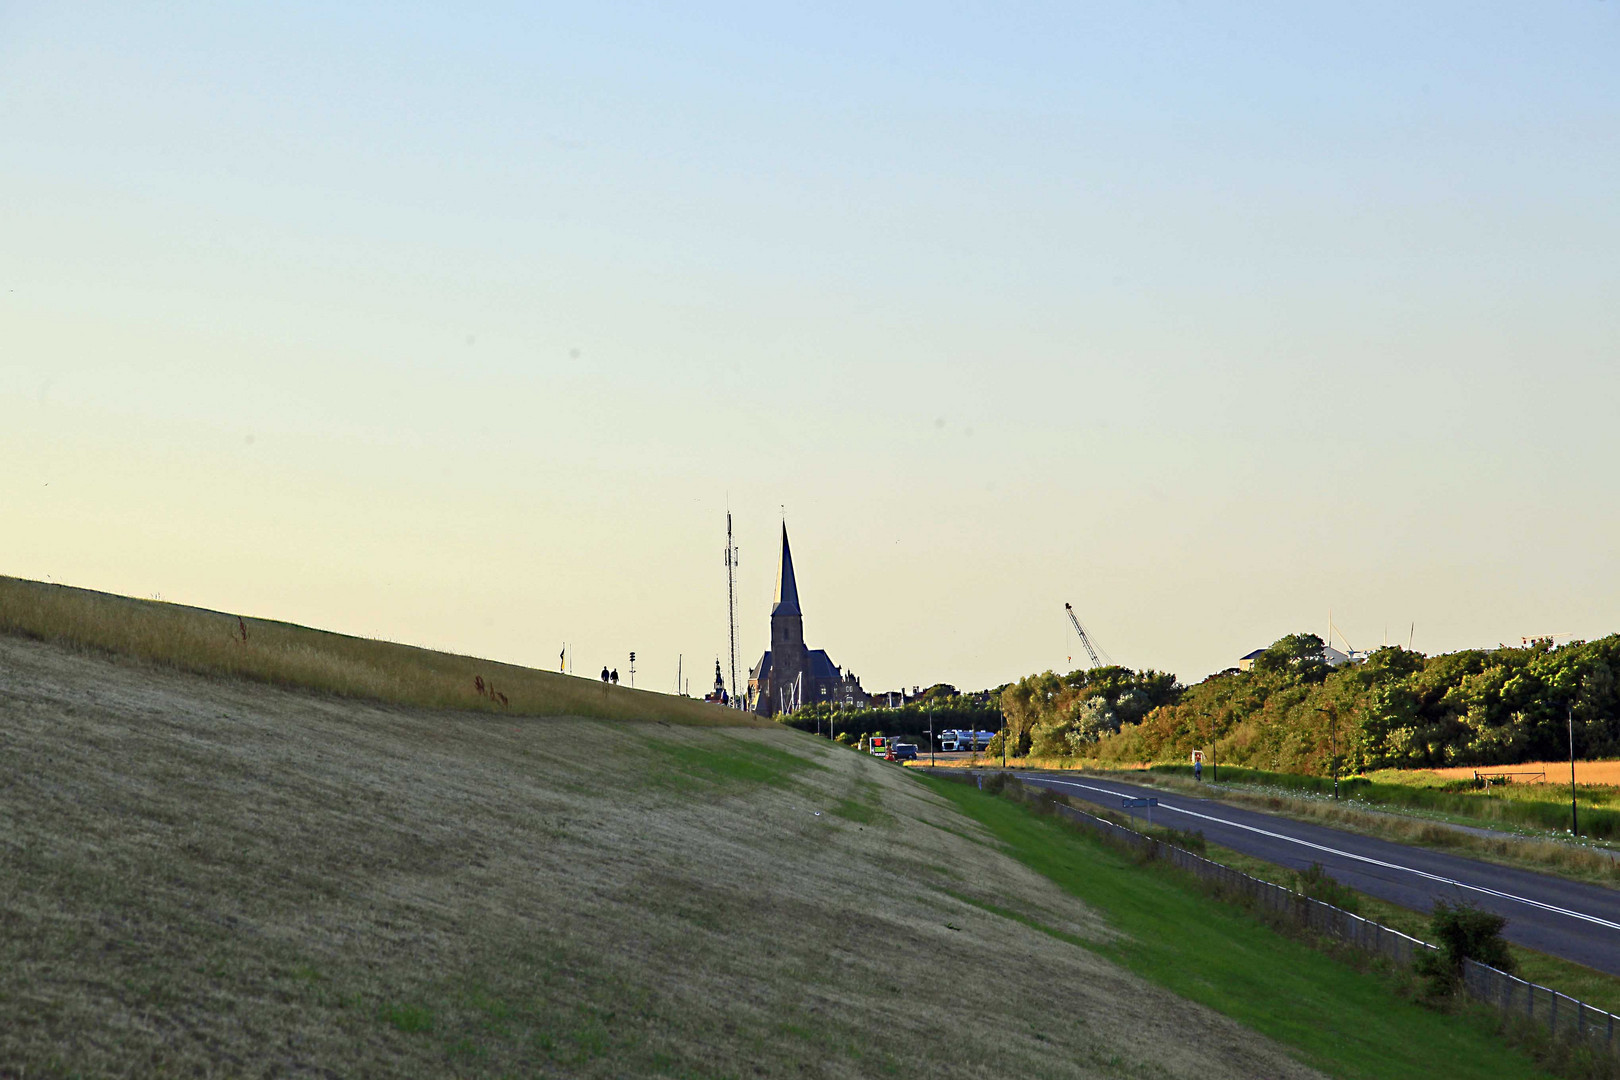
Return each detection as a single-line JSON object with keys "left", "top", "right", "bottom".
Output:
{"left": 1144, "top": 826, "right": 1208, "bottom": 854}
{"left": 1415, "top": 900, "right": 1514, "bottom": 996}
{"left": 1032, "top": 787, "right": 1061, "bottom": 815}
{"left": 1294, "top": 863, "right": 1360, "bottom": 914}
{"left": 981, "top": 771, "right": 1017, "bottom": 797}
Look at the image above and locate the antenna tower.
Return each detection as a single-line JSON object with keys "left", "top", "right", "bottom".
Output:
{"left": 725, "top": 511, "right": 740, "bottom": 706}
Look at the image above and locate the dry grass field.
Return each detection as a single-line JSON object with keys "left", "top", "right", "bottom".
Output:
{"left": 0, "top": 631, "right": 1323, "bottom": 1078}
{"left": 0, "top": 575, "right": 741, "bottom": 726}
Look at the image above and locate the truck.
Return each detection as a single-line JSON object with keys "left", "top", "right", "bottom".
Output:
{"left": 939, "top": 729, "right": 997, "bottom": 752}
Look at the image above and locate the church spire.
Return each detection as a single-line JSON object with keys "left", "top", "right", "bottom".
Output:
{"left": 772, "top": 524, "right": 801, "bottom": 616}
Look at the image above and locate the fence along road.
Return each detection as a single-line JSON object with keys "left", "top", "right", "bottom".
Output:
{"left": 1015, "top": 772, "right": 1620, "bottom": 978}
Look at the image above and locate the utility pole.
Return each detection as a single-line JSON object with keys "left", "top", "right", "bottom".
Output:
{"left": 1570, "top": 703, "right": 1580, "bottom": 836}
{"left": 1316, "top": 706, "right": 1339, "bottom": 799}
{"left": 929, "top": 701, "right": 935, "bottom": 768}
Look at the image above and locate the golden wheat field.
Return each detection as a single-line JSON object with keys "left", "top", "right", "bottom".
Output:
{"left": 1423, "top": 760, "right": 1620, "bottom": 786}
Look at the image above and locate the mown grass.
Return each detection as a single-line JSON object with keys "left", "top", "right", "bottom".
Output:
{"left": 0, "top": 574, "right": 744, "bottom": 725}
{"left": 1198, "top": 838, "right": 1620, "bottom": 1018}
{"left": 920, "top": 775, "right": 1556, "bottom": 1080}
{"left": 638, "top": 733, "right": 825, "bottom": 792}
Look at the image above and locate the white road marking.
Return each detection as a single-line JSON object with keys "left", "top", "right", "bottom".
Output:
{"left": 1018, "top": 774, "right": 1620, "bottom": 933}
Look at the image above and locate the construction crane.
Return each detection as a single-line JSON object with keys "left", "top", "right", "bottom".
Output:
{"left": 1064, "top": 602, "right": 1111, "bottom": 670}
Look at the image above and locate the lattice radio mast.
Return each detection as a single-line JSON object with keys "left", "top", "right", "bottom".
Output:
{"left": 725, "top": 511, "right": 740, "bottom": 706}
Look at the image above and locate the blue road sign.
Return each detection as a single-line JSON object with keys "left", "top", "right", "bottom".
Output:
{"left": 1121, "top": 795, "right": 1158, "bottom": 827}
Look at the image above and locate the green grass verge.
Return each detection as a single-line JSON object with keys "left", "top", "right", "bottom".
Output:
{"left": 1197, "top": 839, "right": 1620, "bottom": 1017}
{"left": 637, "top": 733, "right": 825, "bottom": 792}
{"left": 919, "top": 775, "right": 1554, "bottom": 1080}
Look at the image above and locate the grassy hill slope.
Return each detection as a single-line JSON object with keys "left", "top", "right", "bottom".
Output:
{"left": 0, "top": 575, "right": 739, "bottom": 725}
{"left": 0, "top": 632, "right": 1322, "bottom": 1079}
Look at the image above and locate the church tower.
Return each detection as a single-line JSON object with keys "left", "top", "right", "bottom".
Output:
{"left": 745, "top": 521, "right": 867, "bottom": 716}
{"left": 767, "top": 525, "right": 808, "bottom": 713}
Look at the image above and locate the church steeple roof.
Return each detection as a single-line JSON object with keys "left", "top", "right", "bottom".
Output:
{"left": 772, "top": 524, "right": 801, "bottom": 616}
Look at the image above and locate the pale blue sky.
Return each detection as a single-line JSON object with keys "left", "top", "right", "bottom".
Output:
{"left": 3, "top": 2, "right": 1617, "bottom": 691}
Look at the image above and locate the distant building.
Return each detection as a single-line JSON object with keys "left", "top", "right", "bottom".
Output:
{"left": 703, "top": 659, "right": 730, "bottom": 705}
{"left": 1238, "top": 644, "right": 1355, "bottom": 672}
{"left": 748, "top": 526, "right": 869, "bottom": 716}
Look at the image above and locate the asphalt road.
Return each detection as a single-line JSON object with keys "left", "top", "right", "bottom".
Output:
{"left": 1013, "top": 771, "right": 1620, "bottom": 977}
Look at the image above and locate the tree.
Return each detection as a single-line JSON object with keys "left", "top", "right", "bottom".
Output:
{"left": 1415, "top": 901, "right": 1514, "bottom": 996}
{"left": 1253, "top": 633, "right": 1331, "bottom": 682}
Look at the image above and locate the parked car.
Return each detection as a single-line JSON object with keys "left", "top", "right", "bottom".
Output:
{"left": 891, "top": 743, "right": 919, "bottom": 761}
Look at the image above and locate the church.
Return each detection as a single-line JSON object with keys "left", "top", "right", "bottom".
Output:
{"left": 748, "top": 526, "right": 869, "bottom": 716}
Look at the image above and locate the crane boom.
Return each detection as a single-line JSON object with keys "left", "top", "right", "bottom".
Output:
{"left": 1065, "top": 602, "right": 1105, "bottom": 670}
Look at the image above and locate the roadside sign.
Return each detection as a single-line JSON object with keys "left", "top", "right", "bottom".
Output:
{"left": 1121, "top": 795, "right": 1158, "bottom": 828}
{"left": 1191, "top": 750, "right": 1204, "bottom": 764}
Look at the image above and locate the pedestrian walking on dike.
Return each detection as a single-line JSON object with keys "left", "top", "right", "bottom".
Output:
{"left": 1195, "top": 758, "right": 1203, "bottom": 782}
{"left": 610, "top": 668, "right": 619, "bottom": 684}
{"left": 600, "top": 666, "right": 610, "bottom": 683}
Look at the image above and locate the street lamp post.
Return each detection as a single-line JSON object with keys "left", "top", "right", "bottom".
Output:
{"left": 1569, "top": 703, "right": 1580, "bottom": 836}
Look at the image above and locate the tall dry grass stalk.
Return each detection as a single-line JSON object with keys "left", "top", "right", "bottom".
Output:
{"left": 0, "top": 575, "right": 748, "bottom": 726}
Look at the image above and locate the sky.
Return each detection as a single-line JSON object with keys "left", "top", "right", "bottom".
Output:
{"left": 2, "top": 2, "right": 1618, "bottom": 693}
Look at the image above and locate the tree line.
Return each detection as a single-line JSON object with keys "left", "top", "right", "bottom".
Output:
{"left": 992, "top": 632, "right": 1620, "bottom": 774}
{"left": 778, "top": 684, "right": 1003, "bottom": 744}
